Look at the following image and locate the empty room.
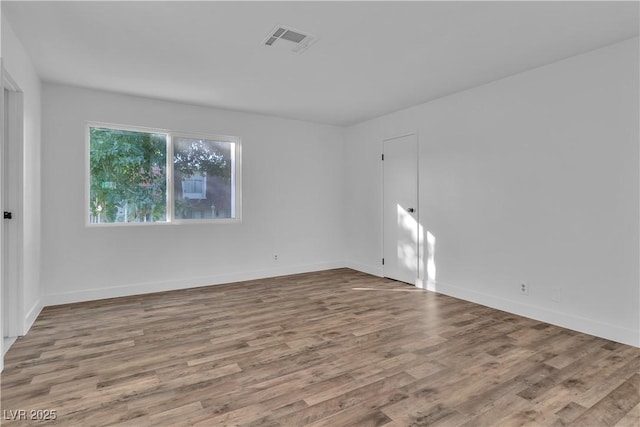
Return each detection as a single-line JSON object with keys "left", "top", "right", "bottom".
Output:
{"left": 1, "top": 1, "right": 639, "bottom": 426}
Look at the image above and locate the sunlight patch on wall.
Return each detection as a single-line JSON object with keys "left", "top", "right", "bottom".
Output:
{"left": 426, "top": 230, "right": 437, "bottom": 290}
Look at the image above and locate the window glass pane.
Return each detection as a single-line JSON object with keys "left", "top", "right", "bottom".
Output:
{"left": 173, "top": 137, "right": 234, "bottom": 220}
{"left": 89, "top": 127, "right": 167, "bottom": 223}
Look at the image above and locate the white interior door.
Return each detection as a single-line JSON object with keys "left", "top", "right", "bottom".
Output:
{"left": 1, "top": 86, "right": 6, "bottom": 346}
{"left": 2, "top": 72, "right": 23, "bottom": 353}
{"left": 2, "top": 86, "right": 11, "bottom": 344}
{"left": 383, "top": 133, "right": 418, "bottom": 285}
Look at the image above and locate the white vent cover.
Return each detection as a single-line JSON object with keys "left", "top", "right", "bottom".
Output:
{"left": 263, "top": 25, "right": 317, "bottom": 54}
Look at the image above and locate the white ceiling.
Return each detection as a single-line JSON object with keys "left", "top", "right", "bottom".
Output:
{"left": 2, "top": 1, "right": 638, "bottom": 126}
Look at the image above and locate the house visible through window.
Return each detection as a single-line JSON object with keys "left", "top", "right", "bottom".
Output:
{"left": 182, "top": 173, "right": 207, "bottom": 200}
{"left": 88, "top": 124, "right": 240, "bottom": 225}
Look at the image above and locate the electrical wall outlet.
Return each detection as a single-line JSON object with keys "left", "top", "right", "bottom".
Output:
{"left": 520, "top": 283, "right": 529, "bottom": 295}
{"left": 274, "top": 254, "right": 278, "bottom": 261}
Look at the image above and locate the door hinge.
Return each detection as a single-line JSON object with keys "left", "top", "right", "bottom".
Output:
{"left": 3, "top": 211, "right": 12, "bottom": 220}
{"left": 381, "top": 154, "right": 384, "bottom": 161}
{"left": 382, "top": 258, "right": 385, "bottom": 265}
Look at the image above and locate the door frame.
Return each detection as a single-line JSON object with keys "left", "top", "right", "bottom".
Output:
{"left": 382, "top": 131, "right": 420, "bottom": 286}
{"left": 1, "top": 64, "right": 25, "bottom": 357}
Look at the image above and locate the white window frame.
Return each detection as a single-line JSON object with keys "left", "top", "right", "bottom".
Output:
{"left": 85, "top": 122, "right": 242, "bottom": 226}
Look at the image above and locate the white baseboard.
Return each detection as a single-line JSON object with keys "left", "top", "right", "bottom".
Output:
{"left": 24, "top": 298, "right": 44, "bottom": 335}
{"left": 44, "top": 261, "right": 346, "bottom": 306}
{"left": 1, "top": 299, "right": 41, "bottom": 372}
{"left": 430, "top": 280, "right": 640, "bottom": 348}
{"left": 346, "top": 260, "right": 383, "bottom": 277}
{"left": 36, "top": 263, "right": 640, "bottom": 348}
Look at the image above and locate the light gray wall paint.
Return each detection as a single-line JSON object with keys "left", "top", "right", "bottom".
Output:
{"left": 7, "top": 23, "right": 640, "bottom": 350}
{"left": 41, "top": 84, "right": 345, "bottom": 303}
{"left": 345, "top": 38, "right": 640, "bottom": 346}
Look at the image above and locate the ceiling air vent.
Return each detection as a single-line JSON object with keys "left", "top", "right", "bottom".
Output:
{"left": 263, "top": 25, "right": 317, "bottom": 54}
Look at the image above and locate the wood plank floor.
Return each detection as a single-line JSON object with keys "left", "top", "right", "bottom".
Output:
{"left": 1, "top": 268, "right": 638, "bottom": 426}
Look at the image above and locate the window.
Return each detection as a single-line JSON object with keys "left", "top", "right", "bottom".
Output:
{"left": 88, "top": 124, "right": 240, "bottom": 225}
{"left": 173, "top": 136, "right": 237, "bottom": 220}
{"left": 88, "top": 127, "right": 167, "bottom": 223}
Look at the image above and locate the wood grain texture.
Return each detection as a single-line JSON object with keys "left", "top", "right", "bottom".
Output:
{"left": 1, "top": 268, "right": 638, "bottom": 426}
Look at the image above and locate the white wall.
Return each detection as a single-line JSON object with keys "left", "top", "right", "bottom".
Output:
{"left": 41, "top": 84, "right": 345, "bottom": 304}
{"left": 1, "top": 16, "right": 43, "bottom": 336}
{"left": 345, "top": 38, "right": 640, "bottom": 347}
